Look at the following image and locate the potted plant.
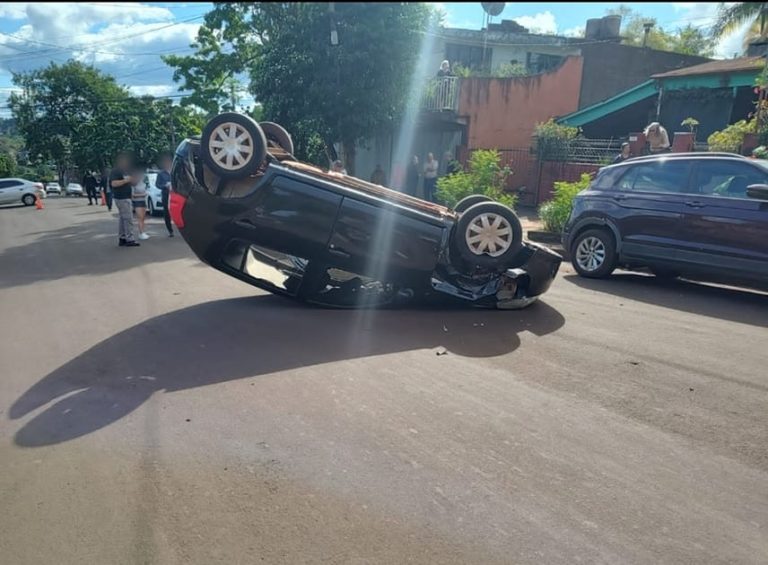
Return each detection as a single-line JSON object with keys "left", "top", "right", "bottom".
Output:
{"left": 681, "top": 117, "right": 699, "bottom": 140}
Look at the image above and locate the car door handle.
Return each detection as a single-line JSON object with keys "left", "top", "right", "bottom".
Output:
{"left": 684, "top": 200, "right": 704, "bottom": 208}
{"left": 612, "top": 194, "right": 627, "bottom": 201}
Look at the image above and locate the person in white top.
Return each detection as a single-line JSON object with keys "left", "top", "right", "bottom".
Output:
{"left": 423, "top": 152, "right": 439, "bottom": 202}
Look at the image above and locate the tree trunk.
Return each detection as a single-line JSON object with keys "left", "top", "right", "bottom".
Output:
{"left": 342, "top": 139, "right": 356, "bottom": 176}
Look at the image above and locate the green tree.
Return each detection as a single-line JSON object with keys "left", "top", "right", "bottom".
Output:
{"left": 607, "top": 5, "right": 714, "bottom": 56}
{"left": 165, "top": 2, "right": 434, "bottom": 173}
{"left": 0, "top": 152, "right": 16, "bottom": 177}
{"left": 712, "top": 2, "right": 768, "bottom": 39}
{"left": 9, "top": 61, "right": 127, "bottom": 182}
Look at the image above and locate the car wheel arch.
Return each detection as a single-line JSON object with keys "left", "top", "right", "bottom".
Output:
{"left": 569, "top": 217, "right": 621, "bottom": 254}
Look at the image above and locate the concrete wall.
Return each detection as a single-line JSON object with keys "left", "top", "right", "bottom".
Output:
{"left": 578, "top": 44, "right": 710, "bottom": 109}
{"left": 458, "top": 56, "right": 584, "bottom": 149}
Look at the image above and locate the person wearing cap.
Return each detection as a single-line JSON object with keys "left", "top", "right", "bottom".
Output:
{"left": 644, "top": 122, "right": 670, "bottom": 154}
{"left": 613, "top": 142, "right": 632, "bottom": 164}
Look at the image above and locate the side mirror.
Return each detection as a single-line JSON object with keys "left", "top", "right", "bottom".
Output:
{"left": 746, "top": 184, "right": 768, "bottom": 200}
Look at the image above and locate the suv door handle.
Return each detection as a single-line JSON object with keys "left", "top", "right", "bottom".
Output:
{"left": 612, "top": 194, "right": 627, "bottom": 201}
{"left": 684, "top": 200, "right": 704, "bottom": 208}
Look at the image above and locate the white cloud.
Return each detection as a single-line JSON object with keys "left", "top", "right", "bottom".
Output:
{"left": 562, "top": 26, "right": 584, "bottom": 38}
{"left": 670, "top": 2, "right": 750, "bottom": 59}
{"left": 0, "top": 2, "right": 203, "bottom": 101}
{"left": 513, "top": 11, "right": 557, "bottom": 35}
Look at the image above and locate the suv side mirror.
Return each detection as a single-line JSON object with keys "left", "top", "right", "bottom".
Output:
{"left": 746, "top": 184, "right": 768, "bottom": 200}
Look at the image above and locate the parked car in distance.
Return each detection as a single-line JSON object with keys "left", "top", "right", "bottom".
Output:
{"left": 562, "top": 152, "right": 768, "bottom": 288}
{"left": 46, "top": 181, "right": 61, "bottom": 195}
{"left": 0, "top": 178, "right": 45, "bottom": 206}
{"left": 65, "top": 182, "right": 84, "bottom": 196}
{"left": 171, "top": 112, "right": 562, "bottom": 309}
{"left": 144, "top": 170, "right": 163, "bottom": 216}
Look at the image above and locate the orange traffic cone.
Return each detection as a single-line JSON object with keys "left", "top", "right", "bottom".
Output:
{"left": 35, "top": 194, "right": 44, "bottom": 210}
{"left": 101, "top": 191, "right": 106, "bottom": 206}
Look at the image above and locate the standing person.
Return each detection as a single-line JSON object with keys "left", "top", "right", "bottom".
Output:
{"left": 330, "top": 160, "right": 347, "bottom": 175}
{"left": 156, "top": 153, "right": 174, "bottom": 237}
{"left": 644, "top": 122, "right": 670, "bottom": 154}
{"left": 437, "top": 60, "right": 454, "bottom": 78}
{"left": 405, "top": 155, "right": 420, "bottom": 196}
{"left": 100, "top": 167, "right": 113, "bottom": 211}
{"left": 131, "top": 167, "right": 150, "bottom": 240}
{"left": 110, "top": 153, "right": 140, "bottom": 247}
{"left": 83, "top": 171, "right": 98, "bottom": 205}
{"left": 423, "top": 152, "right": 439, "bottom": 202}
{"left": 370, "top": 163, "right": 386, "bottom": 186}
{"left": 612, "top": 142, "right": 632, "bottom": 164}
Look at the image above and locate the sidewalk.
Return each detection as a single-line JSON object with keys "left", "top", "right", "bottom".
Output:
{"left": 517, "top": 205, "right": 565, "bottom": 254}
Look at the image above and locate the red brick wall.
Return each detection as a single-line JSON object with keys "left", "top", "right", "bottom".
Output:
{"left": 458, "top": 57, "right": 584, "bottom": 150}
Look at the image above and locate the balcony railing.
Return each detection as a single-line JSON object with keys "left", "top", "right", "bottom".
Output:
{"left": 421, "top": 76, "right": 459, "bottom": 113}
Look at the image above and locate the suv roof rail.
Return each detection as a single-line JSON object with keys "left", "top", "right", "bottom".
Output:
{"left": 624, "top": 152, "right": 748, "bottom": 163}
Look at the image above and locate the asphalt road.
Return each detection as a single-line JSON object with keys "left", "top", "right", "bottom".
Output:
{"left": 1, "top": 198, "right": 767, "bottom": 565}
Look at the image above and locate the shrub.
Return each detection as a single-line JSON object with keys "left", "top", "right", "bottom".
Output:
{"left": 534, "top": 119, "right": 579, "bottom": 161}
{"left": 0, "top": 152, "right": 16, "bottom": 177}
{"left": 436, "top": 149, "right": 516, "bottom": 209}
{"left": 538, "top": 173, "right": 592, "bottom": 233}
{"left": 707, "top": 119, "right": 755, "bottom": 152}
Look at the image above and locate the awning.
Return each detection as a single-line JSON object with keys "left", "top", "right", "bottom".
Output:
{"left": 557, "top": 80, "right": 657, "bottom": 127}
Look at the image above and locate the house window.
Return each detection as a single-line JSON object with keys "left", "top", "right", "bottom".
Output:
{"left": 445, "top": 43, "right": 492, "bottom": 72}
{"left": 526, "top": 52, "right": 563, "bottom": 74}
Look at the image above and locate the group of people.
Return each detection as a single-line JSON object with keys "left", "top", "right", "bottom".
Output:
{"left": 613, "top": 121, "right": 672, "bottom": 164}
{"left": 88, "top": 152, "right": 175, "bottom": 247}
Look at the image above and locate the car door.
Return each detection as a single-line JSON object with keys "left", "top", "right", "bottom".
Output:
{"left": 609, "top": 160, "right": 693, "bottom": 261}
{"left": 0, "top": 179, "right": 24, "bottom": 204}
{"left": 681, "top": 159, "right": 768, "bottom": 279}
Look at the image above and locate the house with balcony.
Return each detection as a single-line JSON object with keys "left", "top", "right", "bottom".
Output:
{"left": 351, "top": 15, "right": 711, "bottom": 198}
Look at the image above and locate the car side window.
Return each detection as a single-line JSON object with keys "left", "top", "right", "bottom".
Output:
{"left": 690, "top": 160, "right": 768, "bottom": 199}
{"left": 616, "top": 161, "right": 691, "bottom": 193}
{"left": 591, "top": 166, "right": 625, "bottom": 190}
{"left": 0, "top": 180, "right": 21, "bottom": 189}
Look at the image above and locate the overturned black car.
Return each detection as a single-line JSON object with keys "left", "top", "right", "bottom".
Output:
{"left": 170, "top": 113, "right": 561, "bottom": 309}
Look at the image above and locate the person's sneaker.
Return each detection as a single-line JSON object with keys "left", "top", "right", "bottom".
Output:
{"left": 168, "top": 232, "right": 174, "bottom": 237}
{"left": 139, "top": 232, "right": 150, "bottom": 240}
{"left": 119, "top": 238, "right": 127, "bottom": 247}
{"left": 125, "top": 241, "right": 140, "bottom": 247}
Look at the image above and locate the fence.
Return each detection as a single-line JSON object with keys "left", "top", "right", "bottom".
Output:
{"left": 421, "top": 77, "right": 460, "bottom": 113}
{"left": 534, "top": 136, "right": 624, "bottom": 165}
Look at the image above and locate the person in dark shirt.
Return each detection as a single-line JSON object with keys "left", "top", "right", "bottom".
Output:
{"left": 83, "top": 172, "right": 98, "bottom": 205}
{"left": 110, "top": 152, "right": 140, "bottom": 247}
{"left": 405, "top": 155, "right": 419, "bottom": 196}
{"left": 156, "top": 153, "right": 174, "bottom": 237}
{"left": 612, "top": 142, "right": 632, "bottom": 164}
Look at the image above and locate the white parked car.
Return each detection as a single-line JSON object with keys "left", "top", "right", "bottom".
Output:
{"left": 144, "top": 170, "right": 164, "bottom": 216}
{"left": 46, "top": 181, "right": 61, "bottom": 195}
{"left": 65, "top": 182, "right": 84, "bottom": 196}
{"left": 0, "top": 178, "right": 45, "bottom": 206}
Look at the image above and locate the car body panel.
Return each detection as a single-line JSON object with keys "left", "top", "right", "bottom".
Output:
{"left": 172, "top": 138, "right": 561, "bottom": 309}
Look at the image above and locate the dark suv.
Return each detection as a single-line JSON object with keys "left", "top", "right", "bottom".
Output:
{"left": 562, "top": 153, "right": 768, "bottom": 286}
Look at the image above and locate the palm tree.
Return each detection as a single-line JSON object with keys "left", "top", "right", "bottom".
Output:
{"left": 712, "top": 2, "right": 768, "bottom": 39}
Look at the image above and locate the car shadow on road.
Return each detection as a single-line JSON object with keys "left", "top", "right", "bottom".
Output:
{"left": 564, "top": 272, "right": 767, "bottom": 328}
{"left": 9, "top": 295, "right": 565, "bottom": 447}
{"left": 0, "top": 215, "right": 190, "bottom": 290}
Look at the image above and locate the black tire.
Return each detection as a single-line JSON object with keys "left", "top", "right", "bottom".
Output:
{"left": 22, "top": 194, "right": 36, "bottom": 206}
{"left": 200, "top": 112, "right": 267, "bottom": 179}
{"left": 570, "top": 228, "right": 617, "bottom": 278}
{"left": 453, "top": 202, "right": 523, "bottom": 269}
{"left": 454, "top": 194, "right": 492, "bottom": 213}
{"left": 260, "top": 121, "right": 294, "bottom": 155}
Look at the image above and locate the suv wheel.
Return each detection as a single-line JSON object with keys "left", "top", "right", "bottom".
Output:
{"left": 201, "top": 112, "right": 267, "bottom": 179}
{"left": 453, "top": 202, "right": 523, "bottom": 269}
{"left": 571, "top": 228, "right": 616, "bottom": 278}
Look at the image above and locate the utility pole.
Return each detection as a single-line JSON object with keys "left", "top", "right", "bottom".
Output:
{"left": 642, "top": 22, "right": 654, "bottom": 48}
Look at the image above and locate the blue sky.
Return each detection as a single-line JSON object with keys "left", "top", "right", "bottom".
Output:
{"left": 0, "top": 2, "right": 748, "bottom": 116}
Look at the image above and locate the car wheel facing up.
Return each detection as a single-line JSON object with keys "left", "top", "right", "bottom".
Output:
{"left": 454, "top": 201, "right": 523, "bottom": 269}
{"left": 453, "top": 194, "right": 492, "bottom": 214}
{"left": 571, "top": 228, "right": 617, "bottom": 278}
{"left": 200, "top": 112, "right": 267, "bottom": 180}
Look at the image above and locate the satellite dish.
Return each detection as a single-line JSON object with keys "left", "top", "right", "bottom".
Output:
{"left": 481, "top": 2, "right": 505, "bottom": 17}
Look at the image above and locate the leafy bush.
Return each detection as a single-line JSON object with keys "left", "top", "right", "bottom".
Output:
{"left": 538, "top": 173, "right": 592, "bottom": 233}
{"left": 707, "top": 119, "right": 755, "bottom": 152}
{"left": 0, "top": 152, "right": 16, "bottom": 177}
{"left": 436, "top": 149, "right": 516, "bottom": 209}
{"left": 534, "top": 119, "right": 579, "bottom": 161}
